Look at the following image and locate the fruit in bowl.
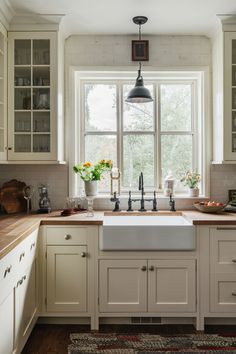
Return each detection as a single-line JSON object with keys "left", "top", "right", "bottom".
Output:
{"left": 194, "top": 200, "right": 226, "bottom": 213}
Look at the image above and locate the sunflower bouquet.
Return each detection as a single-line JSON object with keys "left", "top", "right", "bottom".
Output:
{"left": 73, "top": 160, "right": 113, "bottom": 181}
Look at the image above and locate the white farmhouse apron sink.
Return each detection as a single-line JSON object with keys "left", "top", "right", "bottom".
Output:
{"left": 100, "top": 215, "right": 195, "bottom": 251}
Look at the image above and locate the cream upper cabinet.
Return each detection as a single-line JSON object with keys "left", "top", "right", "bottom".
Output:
{"left": 7, "top": 31, "right": 61, "bottom": 162}
{"left": 212, "top": 19, "right": 236, "bottom": 162}
{"left": 0, "top": 22, "right": 7, "bottom": 161}
{"left": 99, "top": 258, "right": 196, "bottom": 314}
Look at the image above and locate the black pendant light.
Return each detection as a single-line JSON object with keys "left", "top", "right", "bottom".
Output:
{"left": 126, "top": 16, "right": 153, "bottom": 103}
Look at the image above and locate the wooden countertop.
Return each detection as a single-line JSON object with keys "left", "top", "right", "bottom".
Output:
{"left": 1, "top": 209, "right": 236, "bottom": 259}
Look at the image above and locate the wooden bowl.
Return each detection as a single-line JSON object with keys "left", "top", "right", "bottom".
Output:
{"left": 193, "top": 202, "right": 226, "bottom": 213}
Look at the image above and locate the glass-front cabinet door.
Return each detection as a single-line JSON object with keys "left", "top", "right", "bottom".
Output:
{"left": 0, "top": 23, "right": 7, "bottom": 161}
{"left": 8, "top": 32, "right": 57, "bottom": 160}
{"left": 224, "top": 32, "right": 236, "bottom": 160}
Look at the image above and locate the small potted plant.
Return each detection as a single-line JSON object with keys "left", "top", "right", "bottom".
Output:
{"left": 180, "top": 170, "right": 201, "bottom": 197}
{"left": 73, "top": 160, "right": 113, "bottom": 196}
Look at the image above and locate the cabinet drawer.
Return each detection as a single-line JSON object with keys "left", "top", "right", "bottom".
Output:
{"left": 46, "top": 227, "right": 88, "bottom": 245}
{"left": 210, "top": 228, "right": 236, "bottom": 273}
{"left": 0, "top": 251, "right": 16, "bottom": 304}
{"left": 210, "top": 273, "right": 236, "bottom": 313}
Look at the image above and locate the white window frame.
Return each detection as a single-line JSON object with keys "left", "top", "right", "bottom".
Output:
{"left": 67, "top": 67, "right": 211, "bottom": 198}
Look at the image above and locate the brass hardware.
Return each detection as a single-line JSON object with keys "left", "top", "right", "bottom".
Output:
{"left": 232, "top": 292, "right": 236, "bottom": 296}
{"left": 7, "top": 147, "right": 12, "bottom": 150}
{"left": 64, "top": 234, "right": 72, "bottom": 240}
{"left": 149, "top": 266, "right": 154, "bottom": 271}
{"left": 232, "top": 259, "right": 236, "bottom": 263}
{"left": 81, "top": 252, "right": 86, "bottom": 258}
{"left": 141, "top": 265, "right": 147, "bottom": 271}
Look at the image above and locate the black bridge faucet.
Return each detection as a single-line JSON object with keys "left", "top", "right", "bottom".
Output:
{"left": 127, "top": 172, "right": 157, "bottom": 212}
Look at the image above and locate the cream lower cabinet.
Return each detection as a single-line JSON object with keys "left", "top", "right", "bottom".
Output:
{"left": 199, "top": 226, "right": 236, "bottom": 330}
{"left": 46, "top": 245, "right": 87, "bottom": 312}
{"left": 41, "top": 225, "right": 97, "bottom": 329}
{"left": 0, "top": 290, "right": 14, "bottom": 354}
{"left": 0, "top": 228, "right": 38, "bottom": 354}
{"left": 99, "top": 259, "right": 196, "bottom": 314}
{"left": 210, "top": 227, "right": 236, "bottom": 313}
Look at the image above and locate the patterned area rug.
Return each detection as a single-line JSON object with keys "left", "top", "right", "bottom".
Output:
{"left": 68, "top": 332, "right": 236, "bottom": 353}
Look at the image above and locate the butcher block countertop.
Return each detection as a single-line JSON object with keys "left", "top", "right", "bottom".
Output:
{"left": 1, "top": 209, "right": 236, "bottom": 259}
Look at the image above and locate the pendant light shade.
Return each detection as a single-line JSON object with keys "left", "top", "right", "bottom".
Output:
{"left": 126, "top": 63, "right": 153, "bottom": 103}
{"left": 125, "top": 16, "right": 153, "bottom": 104}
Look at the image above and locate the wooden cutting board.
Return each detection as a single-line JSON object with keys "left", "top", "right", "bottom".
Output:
{"left": 0, "top": 179, "right": 27, "bottom": 214}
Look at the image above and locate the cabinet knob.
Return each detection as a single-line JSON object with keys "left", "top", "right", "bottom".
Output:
{"left": 7, "top": 147, "right": 12, "bottom": 150}
{"left": 64, "top": 234, "right": 72, "bottom": 240}
{"left": 141, "top": 266, "right": 147, "bottom": 271}
{"left": 232, "top": 292, "right": 236, "bottom": 296}
{"left": 149, "top": 266, "right": 154, "bottom": 271}
{"left": 81, "top": 252, "right": 86, "bottom": 258}
{"left": 232, "top": 259, "right": 236, "bottom": 263}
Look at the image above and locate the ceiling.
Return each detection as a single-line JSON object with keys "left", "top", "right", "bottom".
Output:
{"left": 7, "top": 0, "right": 236, "bottom": 37}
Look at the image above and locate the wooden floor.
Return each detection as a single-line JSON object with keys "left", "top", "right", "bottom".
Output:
{"left": 22, "top": 323, "right": 236, "bottom": 354}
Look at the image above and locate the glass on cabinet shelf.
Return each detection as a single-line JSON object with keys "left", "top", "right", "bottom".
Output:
{"left": 33, "top": 111, "right": 50, "bottom": 132}
{"left": 33, "top": 40, "right": 50, "bottom": 65}
{"left": 33, "top": 66, "right": 50, "bottom": 86}
{"left": 14, "top": 134, "right": 31, "bottom": 152}
{"left": 33, "top": 88, "right": 50, "bottom": 109}
{"left": 15, "top": 112, "right": 31, "bottom": 132}
{"left": 14, "top": 67, "right": 31, "bottom": 86}
{"left": 33, "top": 134, "right": 50, "bottom": 152}
{"left": 14, "top": 88, "right": 31, "bottom": 110}
{"left": 15, "top": 40, "right": 31, "bottom": 65}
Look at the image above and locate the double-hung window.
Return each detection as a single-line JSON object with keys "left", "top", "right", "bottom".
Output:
{"left": 74, "top": 71, "right": 203, "bottom": 195}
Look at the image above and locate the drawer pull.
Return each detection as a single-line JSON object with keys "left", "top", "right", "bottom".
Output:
{"left": 232, "top": 292, "right": 236, "bottom": 296}
{"left": 217, "top": 227, "right": 236, "bottom": 230}
{"left": 65, "top": 234, "right": 72, "bottom": 240}
{"left": 149, "top": 266, "right": 154, "bottom": 271}
{"left": 81, "top": 252, "right": 86, "bottom": 258}
{"left": 4, "top": 265, "right": 12, "bottom": 278}
{"left": 141, "top": 266, "right": 147, "bottom": 271}
{"left": 30, "top": 242, "right": 35, "bottom": 250}
{"left": 19, "top": 252, "right": 25, "bottom": 261}
{"left": 232, "top": 259, "right": 236, "bottom": 263}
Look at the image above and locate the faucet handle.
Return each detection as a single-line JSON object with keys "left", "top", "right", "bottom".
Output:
{"left": 152, "top": 190, "right": 158, "bottom": 211}
{"left": 127, "top": 190, "right": 133, "bottom": 212}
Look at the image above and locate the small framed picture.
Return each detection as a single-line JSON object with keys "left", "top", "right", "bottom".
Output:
{"left": 132, "top": 40, "right": 149, "bottom": 61}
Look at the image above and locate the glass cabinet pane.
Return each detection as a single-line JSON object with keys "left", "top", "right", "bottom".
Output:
{"left": 232, "top": 40, "right": 236, "bottom": 65}
{"left": 33, "top": 88, "right": 50, "bottom": 110}
{"left": 14, "top": 88, "right": 31, "bottom": 110}
{"left": 33, "top": 112, "right": 50, "bottom": 132}
{"left": 33, "top": 40, "right": 50, "bottom": 65}
{"left": 15, "top": 112, "right": 31, "bottom": 132}
{"left": 33, "top": 134, "right": 50, "bottom": 152}
{"left": 14, "top": 67, "right": 31, "bottom": 86}
{"left": 15, "top": 40, "right": 31, "bottom": 65}
{"left": 14, "top": 134, "right": 31, "bottom": 152}
{"left": 33, "top": 67, "right": 50, "bottom": 86}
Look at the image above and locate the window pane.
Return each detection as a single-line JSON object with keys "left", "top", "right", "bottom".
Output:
{"left": 123, "top": 84, "right": 154, "bottom": 131}
{"left": 123, "top": 134, "right": 154, "bottom": 188}
{"left": 85, "top": 84, "right": 117, "bottom": 131}
{"left": 85, "top": 135, "right": 116, "bottom": 163}
{"left": 85, "top": 135, "right": 117, "bottom": 192}
{"left": 160, "top": 84, "right": 192, "bottom": 131}
{"left": 161, "top": 135, "right": 192, "bottom": 190}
